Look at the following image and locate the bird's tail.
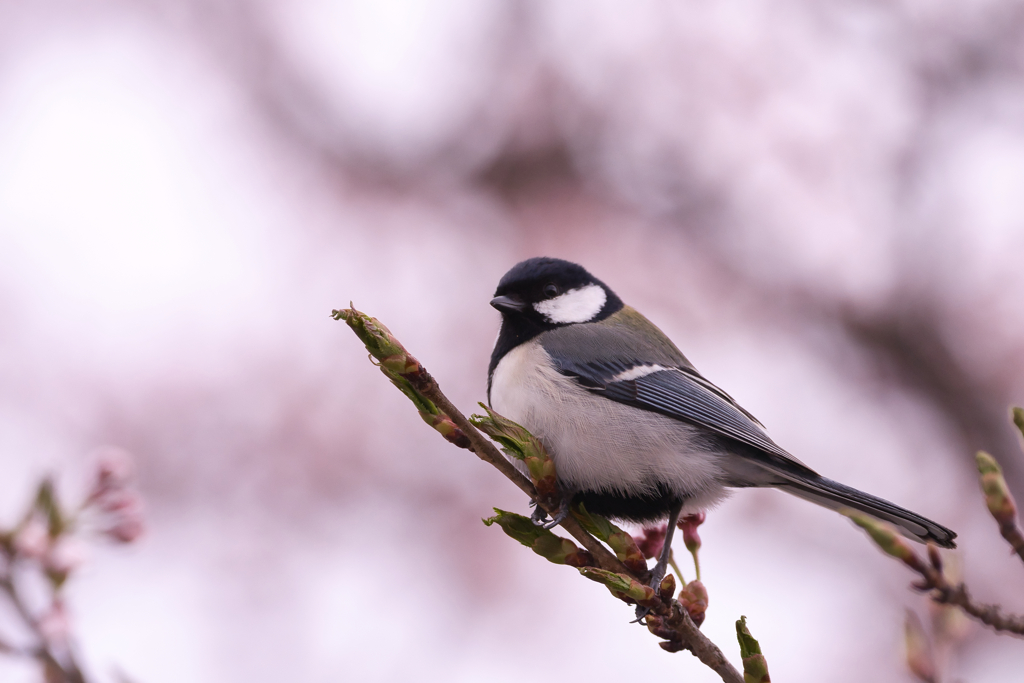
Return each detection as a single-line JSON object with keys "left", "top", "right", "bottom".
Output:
{"left": 776, "top": 475, "right": 957, "bottom": 548}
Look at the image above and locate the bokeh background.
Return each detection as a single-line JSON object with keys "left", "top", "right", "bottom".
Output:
{"left": 2, "top": 1, "right": 1024, "bottom": 681}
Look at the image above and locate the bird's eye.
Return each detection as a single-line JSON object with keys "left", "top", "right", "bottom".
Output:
{"left": 543, "top": 283, "right": 559, "bottom": 298}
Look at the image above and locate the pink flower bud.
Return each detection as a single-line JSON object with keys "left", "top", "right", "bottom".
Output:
{"left": 44, "top": 538, "right": 87, "bottom": 576}
{"left": 107, "top": 515, "right": 145, "bottom": 543}
{"left": 37, "top": 600, "right": 71, "bottom": 646}
{"left": 678, "top": 512, "right": 706, "bottom": 553}
{"left": 13, "top": 518, "right": 50, "bottom": 560}
{"left": 634, "top": 525, "right": 667, "bottom": 560}
{"left": 88, "top": 446, "right": 135, "bottom": 499}
{"left": 98, "top": 489, "right": 142, "bottom": 514}
{"left": 103, "top": 492, "right": 145, "bottom": 544}
{"left": 678, "top": 579, "right": 709, "bottom": 627}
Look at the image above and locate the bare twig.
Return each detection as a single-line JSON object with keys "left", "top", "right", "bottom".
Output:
{"left": 933, "top": 582, "right": 1024, "bottom": 635}
{"left": 333, "top": 305, "right": 747, "bottom": 683}
{"left": 646, "top": 602, "right": 745, "bottom": 683}
{"left": 848, "top": 514, "right": 1024, "bottom": 637}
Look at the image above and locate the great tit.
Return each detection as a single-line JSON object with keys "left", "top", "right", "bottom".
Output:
{"left": 487, "top": 256, "right": 957, "bottom": 593}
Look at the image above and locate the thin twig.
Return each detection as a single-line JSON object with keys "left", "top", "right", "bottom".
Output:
{"left": 929, "top": 580, "right": 1024, "bottom": 636}
{"left": 652, "top": 602, "right": 743, "bottom": 683}
{"left": 849, "top": 515, "right": 1024, "bottom": 637}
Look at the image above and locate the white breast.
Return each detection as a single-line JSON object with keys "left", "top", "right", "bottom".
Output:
{"left": 489, "top": 341, "right": 729, "bottom": 511}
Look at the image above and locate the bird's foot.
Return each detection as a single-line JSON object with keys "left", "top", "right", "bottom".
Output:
{"left": 531, "top": 498, "right": 570, "bottom": 529}
{"left": 632, "top": 557, "right": 669, "bottom": 623}
{"left": 529, "top": 503, "right": 547, "bottom": 525}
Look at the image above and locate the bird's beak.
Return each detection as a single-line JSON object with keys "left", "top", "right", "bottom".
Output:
{"left": 490, "top": 295, "right": 526, "bottom": 313}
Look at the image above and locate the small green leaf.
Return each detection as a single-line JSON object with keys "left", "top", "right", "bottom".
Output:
{"left": 571, "top": 502, "right": 618, "bottom": 540}
{"left": 471, "top": 406, "right": 560, "bottom": 503}
{"left": 1012, "top": 407, "right": 1024, "bottom": 441}
{"left": 334, "top": 306, "right": 476, "bottom": 449}
{"left": 572, "top": 503, "right": 647, "bottom": 574}
{"left": 578, "top": 567, "right": 660, "bottom": 607}
{"left": 843, "top": 511, "right": 917, "bottom": 564}
{"left": 736, "top": 616, "right": 770, "bottom": 683}
{"left": 332, "top": 306, "right": 410, "bottom": 372}
{"left": 471, "top": 406, "right": 546, "bottom": 465}
{"left": 390, "top": 376, "right": 438, "bottom": 415}
{"left": 483, "top": 509, "right": 592, "bottom": 567}
{"left": 976, "top": 451, "right": 1018, "bottom": 525}
{"left": 483, "top": 509, "right": 541, "bottom": 546}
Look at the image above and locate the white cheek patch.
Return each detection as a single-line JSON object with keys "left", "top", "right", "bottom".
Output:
{"left": 611, "top": 364, "right": 665, "bottom": 382}
{"left": 534, "top": 284, "right": 607, "bottom": 324}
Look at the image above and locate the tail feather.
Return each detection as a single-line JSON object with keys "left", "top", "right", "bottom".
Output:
{"left": 777, "top": 476, "right": 957, "bottom": 549}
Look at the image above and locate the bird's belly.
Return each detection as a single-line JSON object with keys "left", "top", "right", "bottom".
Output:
{"left": 489, "top": 342, "right": 728, "bottom": 513}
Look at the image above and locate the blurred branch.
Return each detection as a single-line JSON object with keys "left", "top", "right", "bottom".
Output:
{"left": 1, "top": 537, "right": 88, "bottom": 683}
{"left": 904, "top": 610, "right": 937, "bottom": 683}
{"left": 847, "top": 407, "right": 1024, "bottom": 674}
{"left": 333, "top": 305, "right": 750, "bottom": 683}
{"left": 847, "top": 513, "right": 1024, "bottom": 637}
{"left": 0, "top": 449, "right": 144, "bottom": 683}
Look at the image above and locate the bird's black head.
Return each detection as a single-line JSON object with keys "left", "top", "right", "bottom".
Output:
{"left": 488, "top": 257, "right": 623, "bottom": 381}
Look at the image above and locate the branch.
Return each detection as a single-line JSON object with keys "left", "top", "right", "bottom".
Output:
{"left": 331, "top": 306, "right": 629, "bottom": 576}
{"left": 333, "top": 306, "right": 748, "bottom": 683}
{"left": 847, "top": 513, "right": 1024, "bottom": 637}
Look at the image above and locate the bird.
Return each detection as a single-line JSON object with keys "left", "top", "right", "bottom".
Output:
{"left": 486, "top": 256, "right": 957, "bottom": 602}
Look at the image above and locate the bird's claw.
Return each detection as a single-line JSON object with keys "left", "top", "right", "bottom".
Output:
{"left": 530, "top": 505, "right": 548, "bottom": 525}
{"left": 632, "top": 607, "right": 651, "bottom": 623}
{"left": 531, "top": 498, "right": 570, "bottom": 529}
{"left": 631, "top": 566, "right": 667, "bottom": 623}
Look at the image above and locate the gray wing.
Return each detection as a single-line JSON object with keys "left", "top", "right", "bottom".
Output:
{"left": 540, "top": 323, "right": 958, "bottom": 548}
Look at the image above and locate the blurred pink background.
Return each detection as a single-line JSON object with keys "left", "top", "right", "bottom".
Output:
{"left": 2, "top": 1, "right": 1023, "bottom": 681}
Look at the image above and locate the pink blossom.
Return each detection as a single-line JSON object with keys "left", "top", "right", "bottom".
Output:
{"left": 13, "top": 518, "right": 50, "bottom": 560}
{"left": 44, "top": 538, "right": 88, "bottom": 575}
{"left": 98, "top": 489, "right": 142, "bottom": 514}
{"left": 37, "top": 600, "right": 71, "bottom": 646}
{"left": 634, "top": 524, "right": 667, "bottom": 560}
{"left": 107, "top": 512, "right": 145, "bottom": 544}
{"left": 88, "top": 446, "right": 135, "bottom": 499}
{"left": 101, "top": 491, "right": 145, "bottom": 543}
{"left": 678, "top": 512, "right": 706, "bottom": 553}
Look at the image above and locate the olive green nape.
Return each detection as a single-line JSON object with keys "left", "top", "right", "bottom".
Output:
{"left": 539, "top": 305, "right": 695, "bottom": 371}
{"left": 609, "top": 306, "right": 694, "bottom": 368}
